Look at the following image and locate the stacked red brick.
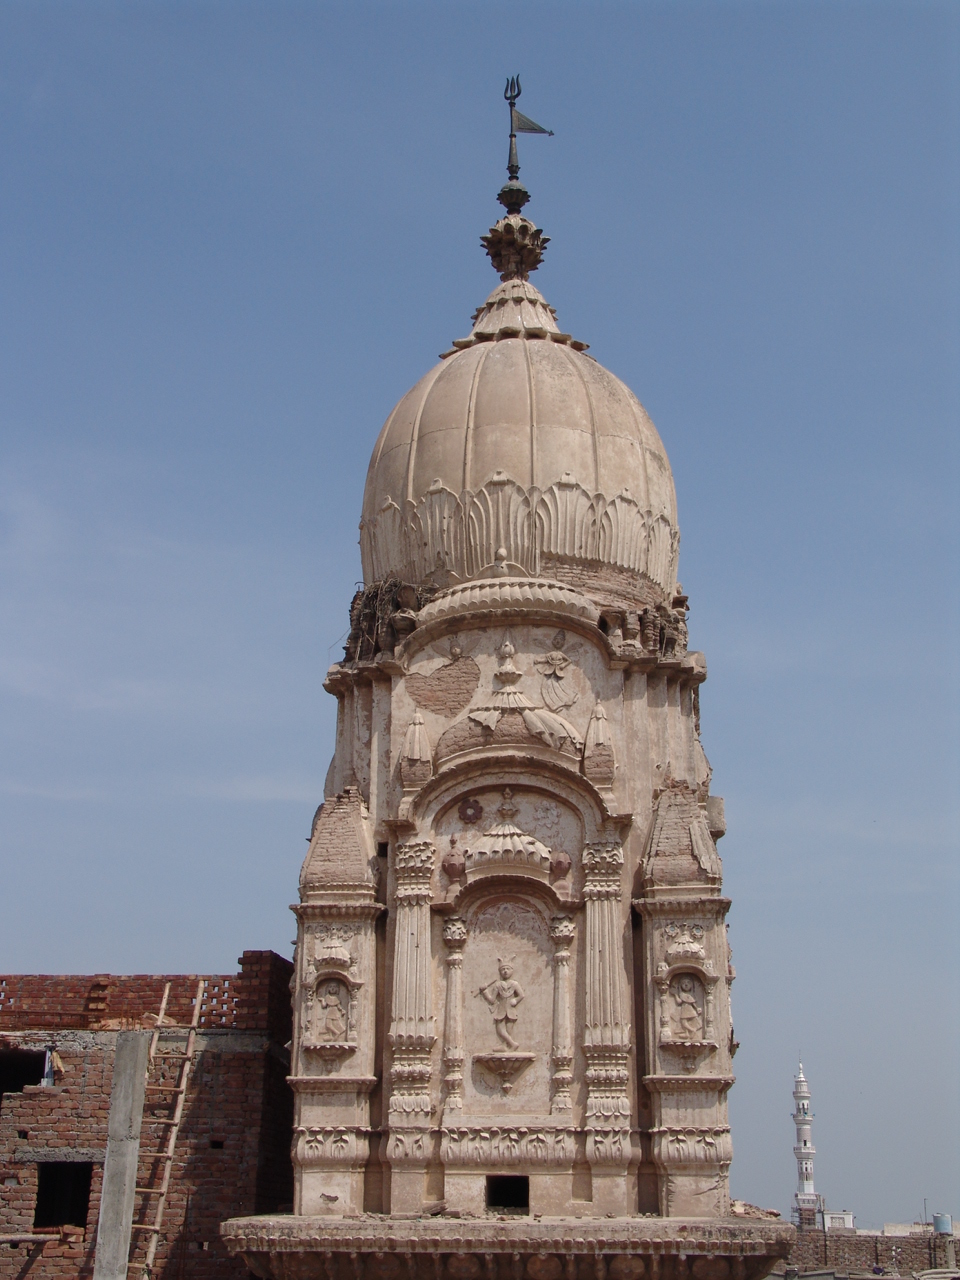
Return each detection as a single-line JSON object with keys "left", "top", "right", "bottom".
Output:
{"left": 0, "top": 950, "right": 292, "bottom": 1279}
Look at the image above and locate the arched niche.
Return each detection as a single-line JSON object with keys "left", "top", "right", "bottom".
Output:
{"left": 301, "top": 946, "right": 362, "bottom": 1073}
{"left": 654, "top": 959, "right": 720, "bottom": 1074}
{"left": 458, "top": 888, "right": 556, "bottom": 1117}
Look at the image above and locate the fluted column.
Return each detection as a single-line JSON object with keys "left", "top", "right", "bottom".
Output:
{"left": 441, "top": 915, "right": 467, "bottom": 1116}
{"left": 386, "top": 840, "right": 437, "bottom": 1212}
{"left": 549, "top": 915, "right": 575, "bottom": 1114}
{"left": 582, "top": 842, "right": 632, "bottom": 1213}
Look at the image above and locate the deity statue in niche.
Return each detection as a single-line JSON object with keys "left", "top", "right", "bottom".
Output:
{"left": 475, "top": 961, "right": 525, "bottom": 1050}
{"left": 315, "top": 981, "right": 349, "bottom": 1042}
{"left": 669, "top": 974, "right": 704, "bottom": 1041}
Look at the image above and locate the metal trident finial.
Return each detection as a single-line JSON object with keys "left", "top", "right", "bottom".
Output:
{"left": 505, "top": 75, "right": 522, "bottom": 182}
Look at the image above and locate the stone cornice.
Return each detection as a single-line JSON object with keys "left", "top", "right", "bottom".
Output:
{"left": 633, "top": 897, "right": 732, "bottom": 919}
{"left": 293, "top": 899, "right": 384, "bottom": 918}
{"left": 221, "top": 1215, "right": 795, "bottom": 1256}
{"left": 643, "top": 1075, "right": 736, "bottom": 1095}
{"left": 286, "top": 1076, "right": 378, "bottom": 1095}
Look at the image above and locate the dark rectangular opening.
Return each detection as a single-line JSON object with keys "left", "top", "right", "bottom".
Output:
{"left": 377, "top": 842, "right": 389, "bottom": 858}
{"left": 33, "top": 1162, "right": 93, "bottom": 1229}
{"left": 0, "top": 1050, "right": 45, "bottom": 1099}
{"left": 209, "top": 1139, "right": 224, "bottom": 1149}
{"left": 486, "top": 1175, "right": 529, "bottom": 1214}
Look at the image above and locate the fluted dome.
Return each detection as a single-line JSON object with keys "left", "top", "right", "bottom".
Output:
{"left": 360, "top": 259, "right": 679, "bottom": 605}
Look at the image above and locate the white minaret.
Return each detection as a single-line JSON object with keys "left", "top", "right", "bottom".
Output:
{"left": 792, "top": 1062, "right": 822, "bottom": 1225}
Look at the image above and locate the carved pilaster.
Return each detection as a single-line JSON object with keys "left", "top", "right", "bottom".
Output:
{"left": 549, "top": 914, "right": 575, "bottom": 1114}
{"left": 582, "top": 842, "right": 632, "bottom": 1213}
{"left": 635, "top": 897, "right": 734, "bottom": 1216}
{"left": 292, "top": 906, "right": 381, "bottom": 1216}
{"left": 388, "top": 841, "right": 437, "bottom": 1058}
{"left": 441, "top": 916, "right": 468, "bottom": 1115}
{"left": 386, "top": 840, "right": 437, "bottom": 1211}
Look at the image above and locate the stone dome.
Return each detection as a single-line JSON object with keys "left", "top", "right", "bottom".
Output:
{"left": 360, "top": 243, "right": 679, "bottom": 605}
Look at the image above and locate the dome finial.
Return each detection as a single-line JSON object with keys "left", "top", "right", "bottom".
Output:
{"left": 483, "top": 77, "right": 553, "bottom": 282}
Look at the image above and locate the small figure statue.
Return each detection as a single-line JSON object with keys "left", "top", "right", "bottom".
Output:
{"left": 316, "top": 983, "right": 348, "bottom": 1042}
{"left": 671, "top": 974, "right": 703, "bottom": 1040}
{"left": 534, "top": 631, "right": 579, "bottom": 711}
{"left": 476, "top": 961, "right": 525, "bottom": 1050}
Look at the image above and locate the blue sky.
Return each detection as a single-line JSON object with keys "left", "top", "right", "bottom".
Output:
{"left": 0, "top": 0, "right": 957, "bottom": 1226}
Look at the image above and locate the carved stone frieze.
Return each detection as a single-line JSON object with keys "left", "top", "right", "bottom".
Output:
{"left": 294, "top": 1125, "right": 372, "bottom": 1168}
{"left": 650, "top": 1125, "right": 732, "bottom": 1167}
{"left": 385, "top": 1127, "right": 432, "bottom": 1164}
{"left": 586, "top": 1125, "right": 632, "bottom": 1167}
{"left": 661, "top": 922, "right": 706, "bottom": 964}
{"left": 441, "top": 1125, "right": 577, "bottom": 1167}
{"left": 360, "top": 474, "right": 679, "bottom": 596}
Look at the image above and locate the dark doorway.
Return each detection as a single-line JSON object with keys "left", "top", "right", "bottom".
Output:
{"left": 33, "top": 1162, "right": 93, "bottom": 1229}
{"left": 486, "top": 1175, "right": 529, "bottom": 1214}
{"left": 0, "top": 1050, "right": 45, "bottom": 1100}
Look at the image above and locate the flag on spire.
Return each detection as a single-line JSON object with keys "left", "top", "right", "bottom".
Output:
{"left": 512, "top": 108, "right": 553, "bottom": 136}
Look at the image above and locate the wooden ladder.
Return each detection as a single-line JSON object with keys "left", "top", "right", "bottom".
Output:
{"left": 129, "top": 978, "right": 205, "bottom": 1279}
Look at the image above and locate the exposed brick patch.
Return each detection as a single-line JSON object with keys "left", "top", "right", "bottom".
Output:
{"left": 540, "top": 556, "right": 667, "bottom": 613}
{"left": 405, "top": 657, "right": 481, "bottom": 717}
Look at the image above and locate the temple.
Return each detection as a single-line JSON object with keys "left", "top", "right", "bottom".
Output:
{"left": 223, "top": 96, "right": 795, "bottom": 1280}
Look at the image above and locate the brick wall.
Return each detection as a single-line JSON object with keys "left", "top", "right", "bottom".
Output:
{"left": 776, "top": 1227, "right": 956, "bottom": 1274}
{"left": 0, "top": 950, "right": 293, "bottom": 1279}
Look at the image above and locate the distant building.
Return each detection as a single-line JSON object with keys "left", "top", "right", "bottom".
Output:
{"left": 792, "top": 1063, "right": 825, "bottom": 1228}
{"left": 791, "top": 1064, "right": 855, "bottom": 1235}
